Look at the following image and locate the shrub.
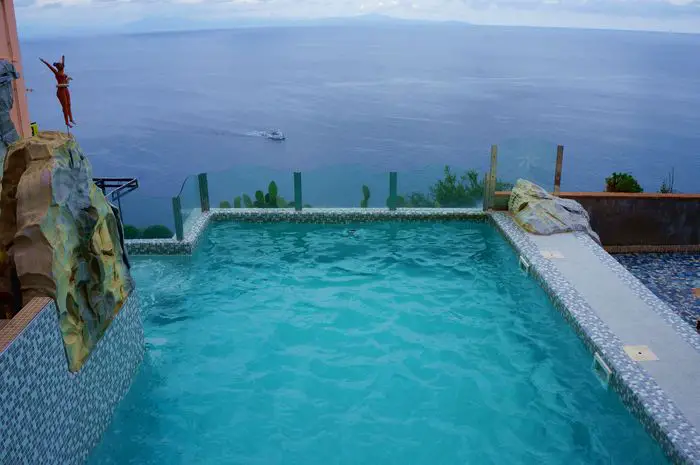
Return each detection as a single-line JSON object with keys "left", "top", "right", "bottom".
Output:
{"left": 219, "top": 201, "right": 231, "bottom": 208}
{"left": 123, "top": 225, "right": 141, "bottom": 239}
{"left": 142, "top": 225, "right": 174, "bottom": 239}
{"left": 429, "top": 167, "right": 483, "bottom": 207}
{"left": 360, "top": 185, "right": 370, "bottom": 208}
{"left": 659, "top": 168, "right": 675, "bottom": 194}
{"left": 394, "top": 166, "right": 511, "bottom": 208}
{"left": 605, "top": 172, "right": 643, "bottom": 193}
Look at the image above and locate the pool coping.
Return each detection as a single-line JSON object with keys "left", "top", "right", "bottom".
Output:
{"left": 125, "top": 208, "right": 486, "bottom": 255}
{"left": 490, "top": 212, "right": 700, "bottom": 465}
{"left": 125, "top": 208, "right": 700, "bottom": 463}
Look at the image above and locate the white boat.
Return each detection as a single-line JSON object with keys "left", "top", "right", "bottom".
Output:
{"left": 264, "top": 129, "right": 285, "bottom": 141}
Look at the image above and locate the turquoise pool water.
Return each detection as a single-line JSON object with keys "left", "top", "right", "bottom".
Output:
{"left": 89, "top": 221, "right": 667, "bottom": 464}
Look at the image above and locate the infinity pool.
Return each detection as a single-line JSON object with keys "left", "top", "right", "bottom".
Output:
{"left": 89, "top": 221, "right": 667, "bottom": 464}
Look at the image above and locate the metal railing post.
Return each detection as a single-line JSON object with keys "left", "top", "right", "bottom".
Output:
{"left": 198, "top": 173, "right": 210, "bottom": 212}
{"left": 294, "top": 172, "right": 302, "bottom": 211}
{"left": 172, "top": 196, "right": 184, "bottom": 240}
{"left": 389, "top": 172, "right": 397, "bottom": 210}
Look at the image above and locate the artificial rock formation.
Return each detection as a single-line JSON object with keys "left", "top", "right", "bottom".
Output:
{"left": 0, "top": 131, "right": 133, "bottom": 371}
{"left": 509, "top": 179, "right": 601, "bottom": 243}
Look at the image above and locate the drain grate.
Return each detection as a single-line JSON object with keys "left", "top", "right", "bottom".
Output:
{"left": 541, "top": 250, "right": 564, "bottom": 259}
{"left": 623, "top": 345, "right": 659, "bottom": 362}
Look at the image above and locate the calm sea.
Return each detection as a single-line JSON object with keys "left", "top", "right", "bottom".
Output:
{"left": 20, "top": 24, "right": 700, "bottom": 227}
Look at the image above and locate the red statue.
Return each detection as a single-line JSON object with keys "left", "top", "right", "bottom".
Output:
{"left": 40, "top": 56, "right": 75, "bottom": 128}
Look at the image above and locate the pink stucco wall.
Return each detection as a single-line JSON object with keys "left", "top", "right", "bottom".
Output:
{"left": 0, "top": 0, "right": 30, "bottom": 138}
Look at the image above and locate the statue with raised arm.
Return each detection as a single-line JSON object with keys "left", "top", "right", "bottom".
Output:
{"left": 39, "top": 55, "right": 75, "bottom": 128}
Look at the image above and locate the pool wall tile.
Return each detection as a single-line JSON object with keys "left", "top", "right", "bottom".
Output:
{"left": 0, "top": 292, "right": 144, "bottom": 464}
{"left": 490, "top": 212, "right": 700, "bottom": 465}
{"left": 125, "top": 208, "right": 487, "bottom": 255}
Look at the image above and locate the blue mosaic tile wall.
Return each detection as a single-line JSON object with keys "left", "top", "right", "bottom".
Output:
{"left": 615, "top": 253, "right": 700, "bottom": 327}
{"left": 0, "top": 293, "right": 144, "bottom": 465}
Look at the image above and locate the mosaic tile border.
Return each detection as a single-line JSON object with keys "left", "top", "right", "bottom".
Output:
{"left": 125, "top": 210, "right": 213, "bottom": 255}
{"left": 606, "top": 245, "right": 700, "bottom": 254}
{"left": 574, "top": 232, "right": 700, "bottom": 354}
{"left": 126, "top": 208, "right": 486, "bottom": 255}
{"left": 0, "top": 292, "right": 145, "bottom": 465}
{"left": 490, "top": 212, "right": 700, "bottom": 465}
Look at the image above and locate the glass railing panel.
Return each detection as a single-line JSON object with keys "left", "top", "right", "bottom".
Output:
{"left": 176, "top": 174, "right": 202, "bottom": 236}
{"left": 208, "top": 166, "right": 295, "bottom": 209}
{"left": 398, "top": 164, "right": 487, "bottom": 208}
{"left": 118, "top": 193, "right": 176, "bottom": 239}
{"left": 496, "top": 138, "right": 559, "bottom": 192}
{"left": 303, "top": 165, "right": 388, "bottom": 208}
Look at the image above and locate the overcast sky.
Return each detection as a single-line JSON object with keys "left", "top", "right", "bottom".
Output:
{"left": 15, "top": 0, "right": 700, "bottom": 38}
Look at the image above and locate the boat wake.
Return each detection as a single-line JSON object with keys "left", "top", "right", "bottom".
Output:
{"left": 246, "top": 129, "right": 286, "bottom": 141}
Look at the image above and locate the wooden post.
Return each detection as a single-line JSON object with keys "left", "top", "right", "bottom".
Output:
{"left": 554, "top": 145, "right": 564, "bottom": 194}
{"left": 485, "top": 145, "right": 498, "bottom": 210}
{"left": 172, "top": 196, "right": 184, "bottom": 241}
{"left": 294, "top": 172, "right": 302, "bottom": 211}
{"left": 198, "top": 173, "right": 210, "bottom": 212}
{"left": 389, "top": 172, "right": 397, "bottom": 210}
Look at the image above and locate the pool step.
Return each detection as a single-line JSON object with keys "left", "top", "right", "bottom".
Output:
{"left": 592, "top": 352, "right": 612, "bottom": 388}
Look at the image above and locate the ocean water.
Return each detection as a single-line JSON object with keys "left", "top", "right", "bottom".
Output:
{"left": 88, "top": 221, "right": 668, "bottom": 464}
{"left": 20, "top": 25, "right": 700, "bottom": 226}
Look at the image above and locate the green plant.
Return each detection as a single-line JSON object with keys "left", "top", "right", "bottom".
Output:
{"left": 123, "top": 225, "right": 141, "bottom": 239}
{"left": 605, "top": 172, "right": 643, "bottom": 193}
{"left": 219, "top": 201, "right": 231, "bottom": 208}
{"left": 360, "top": 185, "right": 370, "bottom": 208}
{"left": 659, "top": 168, "right": 675, "bottom": 194}
{"left": 241, "top": 181, "right": 292, "bottom": 208}
{"left": 392, "top": 167, "right": 511, "bottom": 208}
{"left": 254, "top": 190, "right": 265, "bottom": 207}
{"left": 402, "top": 192, "right": 437, "bottom": 208}
{"left": 428, "top": 167, "right": 483, "bottom": 207}
{"left": 141, "top": 225, "right": 174, "bottom": 239}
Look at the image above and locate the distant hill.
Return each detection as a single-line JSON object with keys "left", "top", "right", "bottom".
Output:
{"left": 20, "top": 13, "right": 469, "bottom": 40}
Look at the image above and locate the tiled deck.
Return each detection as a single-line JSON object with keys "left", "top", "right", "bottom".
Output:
{"left": 615, "top": 254, "right": 700, "bottom": 327}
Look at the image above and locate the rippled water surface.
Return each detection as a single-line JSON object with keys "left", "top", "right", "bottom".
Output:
{"left": 89, "top": 221, "right": 667, "bottom": 464}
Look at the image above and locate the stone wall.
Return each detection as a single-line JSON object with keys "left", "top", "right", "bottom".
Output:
{"left": 0, "top": 132, "right": 133, "bottom": 371}
{"left": 494, "top": 192, "right": 700, "bottom": 247}
{"left": 0, "top": 293, "right": 143, "bottom": 464}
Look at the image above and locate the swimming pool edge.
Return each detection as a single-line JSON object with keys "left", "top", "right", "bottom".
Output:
{"left": 125, "top": 208, "right": 488, "bottom": 256}
{"left": 489, "top": 212, "right": 700, "bottom": 465}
